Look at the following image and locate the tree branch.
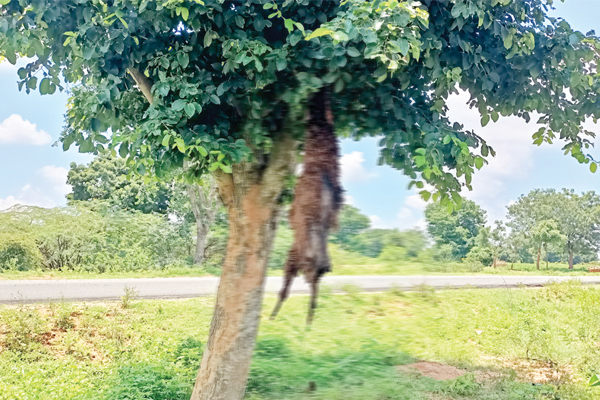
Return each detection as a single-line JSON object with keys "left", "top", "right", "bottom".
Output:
{"left": 127, "top": 68, "right": 154, "bottom": 104}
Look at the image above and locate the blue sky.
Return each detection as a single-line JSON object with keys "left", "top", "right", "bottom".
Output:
{"left": 0, "top": 0, "right": 599, "bottom": 229}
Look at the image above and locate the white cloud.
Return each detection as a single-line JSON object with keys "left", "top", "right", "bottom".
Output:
{"left": 344, "top": 193, "right": 355, "bottom": 205}
{"left": 404, "top": 193, "right": 427, "bottom": 211}
{"left": 0, "top": 114, "right": 52, "bottom": 145}
{"left": 39, "top": 165, "right": 71, "bottom": 197}
{"left": 0, "top": 184, "right": 56, "bottom": 210}
{"left": 369, "top": 215, "right": 383, "bottom": 228}
{"left": 340, "top": 151, "right": 377, "bottom": 183}
{"left": 446, "top": 92, "right": 536, "bottom": 222}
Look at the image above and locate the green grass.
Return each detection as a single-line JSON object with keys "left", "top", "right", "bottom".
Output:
{"left": 0, "top": 266, "right": 216, "bottom": 280}
{"left": 2, "top": 243, "right": 597, "bottom": 280}
{"left": 2, "top": 281, "right": 600, "bottom": 399}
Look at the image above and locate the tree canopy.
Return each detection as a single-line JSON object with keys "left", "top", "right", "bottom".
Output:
{"left": 67, "top": 154, "right": 176, "bottom": 214}
{"left": 507, "top": 188, "right": 600, "bottom": 268}
{"left": 2, "top": 0, "right": 600, "bottom": 207}
{"left": 425, "top": 198, "right": 487, "bottom": 259}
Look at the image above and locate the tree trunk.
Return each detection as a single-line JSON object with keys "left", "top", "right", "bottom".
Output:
{"left": 544, "top": 243, "right": 548, "bottom": 269}
{"left": 536, "top": 246, "right": 541, "bottom": 270}
{"left": 568, "top": 251, "right": 574, "bottom": 269}
{"left": 191, "top": 133, "right": 297, "bottom": 400}
{"left": 194, "top": 222, "right": 209, "bottom": 264}
{"left": 188, "top": 179, "right": 220, "bottom": 265}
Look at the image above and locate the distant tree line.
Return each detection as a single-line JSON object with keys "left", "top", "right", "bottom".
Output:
{"left": 425, "top": 190, "right": 600, "bottom": 269}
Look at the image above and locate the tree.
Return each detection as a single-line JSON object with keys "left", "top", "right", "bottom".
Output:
{"left": 489, "top": 220, "right": 506, "bottom": 268}
{"left": 425, "top": 199, "right": 487, "bottom": 259}
{"left": 530, "top": 219, "right": 564, "bottom": 269}
{"left": 68, "top": 155, "right": 221, "bottom": 264}
{"left": 331, "top": 204, "right": 371, "bottom": 246}
{"left": 68, "top": 154, "right": 173, "bottom": 214}
{"left": 4, "top": 0, "right": 600, "bottom": 397}
{"left": 507, "top": 189, "right": 600, "bottom": 269}
{"left": 187, "top": 177, "right": 221, "bottom": 264}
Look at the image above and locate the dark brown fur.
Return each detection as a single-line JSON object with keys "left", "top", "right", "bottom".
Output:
{"left": 271, "top": 88, "right": 343, "bottom": 324}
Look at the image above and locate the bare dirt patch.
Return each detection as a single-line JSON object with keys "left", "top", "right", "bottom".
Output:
{"left": 397, "top": 361, "right": 466, "bottom": 381}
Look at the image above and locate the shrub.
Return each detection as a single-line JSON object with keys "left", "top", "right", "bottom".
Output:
{"left": 432, "top": 244, "right": 454, "bottom": 262}
{"left": 465, "top": 245, "right": 493, "bottom": 267}
{"left": 376, "top": 246, "right": 408, "bottom": 263}
{"left": 0, "top": 230, "right": 41, "bottom": 271}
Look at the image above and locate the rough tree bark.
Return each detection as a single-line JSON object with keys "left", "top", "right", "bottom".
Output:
{"left": 190, "top": 133, "right": 297, "bottom": 400}
{"left": 187, "top": 178, "right": 220, "bottom": 265}
{"left": 536, "top": 246, "right": 541, "bottom": 270}
{"left": 568, "top": 250, "right": 574, "bottom": 270}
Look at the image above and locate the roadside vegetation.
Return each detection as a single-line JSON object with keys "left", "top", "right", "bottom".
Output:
{"left": 1, "top": 281, "right": 600, "bottom": 399}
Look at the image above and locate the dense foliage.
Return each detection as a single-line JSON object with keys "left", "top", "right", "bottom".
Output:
{"left": 2, "top": 0, "right": 600, "bottom": 207}
{"left": 0, "top": 205, "right": 194, "bottom": 272}
{"left": 507, "top": 189, "right": 600, "bottom": 268}
{"left": 67, "top": 154, "right": 180, "bottom": 214}
{"left": 425, "top": 199, "right": 487, "bottom": 259}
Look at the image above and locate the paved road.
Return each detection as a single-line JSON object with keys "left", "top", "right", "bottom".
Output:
{"left": 1, "top": 275, "right": 600, "bottom": 304}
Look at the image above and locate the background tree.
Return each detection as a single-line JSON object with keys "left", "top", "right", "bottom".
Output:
{"left": 425, "top": 199, "right": 487, "bottom": 259}
{"left": 68, "top": 155, "right": 221, "bottom": 264}
{"left": 530, "top": 219, "right": 564, "bottom": 269}
{"left": 489, "top": 220, "right": 506, "bottom": 268}
{"left": 330, "top": 205, "right": 371, "bottom": 246}
{"left": 507, "top": 189, "right": 600, "bottom": 269}
{"left": 4, "top": 0, "right": 600, "bottom": 398}
{"left": 68, "top": 154, "right": 174, "bottom": 214}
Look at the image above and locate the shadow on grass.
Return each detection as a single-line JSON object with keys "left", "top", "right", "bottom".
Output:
{"left": 98, "top": 336, "right": 556, "bottom": 400}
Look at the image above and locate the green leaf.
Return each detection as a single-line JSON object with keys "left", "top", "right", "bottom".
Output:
{"left": 197, "top": 146, "right": 208, "bottom": 157}
{"left": 162, "top": 135, "right": 171, "bottom": 147}
{"left": 220, "top": 164, "right": 232, "bottom": 173}
{"left": 91, "top": 118, "right": 102, "bottom": 132}
{"left": 204, "top": 33, "right": 213, "bottom": 47}
{"left": 26, "top": 77, "right": 38, "bottom": 90}
{"left": 284, "top": 18, "right": 293, "bottom": 33}
{"left": 184, "top": 103, "right": 196, "bottom": 118}
{"left": 39, "top": 78, "right": 51, "bottom": 95}
{"left": 175, "top": 138, "right": 186, "bottom": 153}
{"left": 210, "top": 94, "right": 220, "bottom": 105}
{"left": 177, "top": 53, "right": 189, "bottom": 69}
{"left": 347, "top": 47, "right": 360, "bottom": 57}
{"left": 443, "top": 135, "right": 452, "bottom": 145}
{"left": 591, "top": 163, "right": 597, "bottom": 173}
{"left": 305, "top": 27, "right": 334, "bottom": 41}
{"left": 475, "top": 157, "right": 484, "bottom": 170}
{"left": 451, "top": 192, "right": 462, "bottom": 208}
{"left": 217, "top": 83, "right": 226, "bottom": 96}
{"left": 590, "top": 374, "right": 600, "bottom": 387}
{"left": 481, "top": 114, "right": 490, "bottom": 127}
{"left": 331, "top": 31, "right": 349, "bottom": 42}
{"left": 178, "top": 7, "right": 189, "bottom": 21}
{"left": 119, "top": 143, "right": 129, "bottom": 157}
{"left": 263, "top": 3, "right": 274, "bottom": 9}
{"left": 276, "top": 58, "right": 287, "bottom": 71}
{"left": 137, "top": 163, "right": 146, "bottom": 175}
{"left": 172, "top": 99, "right": 187, "bottom": 111}
{"left": 0, "top": 0, "right": 11, "bottom": 5}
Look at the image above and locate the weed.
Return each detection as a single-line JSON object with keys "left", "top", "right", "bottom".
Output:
{"left": 120, "top": 286, "right": 139, "bottom": 309}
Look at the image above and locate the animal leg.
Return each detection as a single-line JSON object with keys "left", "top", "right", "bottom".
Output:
{"left": 270, "top": 249, "right": 298, "bottom": 320}
{"left": 306, "top": 278, "right": 320, "bottom": 325}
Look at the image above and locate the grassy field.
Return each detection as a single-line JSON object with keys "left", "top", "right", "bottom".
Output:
{"left": 1, "top": 281, "right": 600, "bottom": 399}
{"left": 0, "top": 244, "right": 598, "bottom": 280}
